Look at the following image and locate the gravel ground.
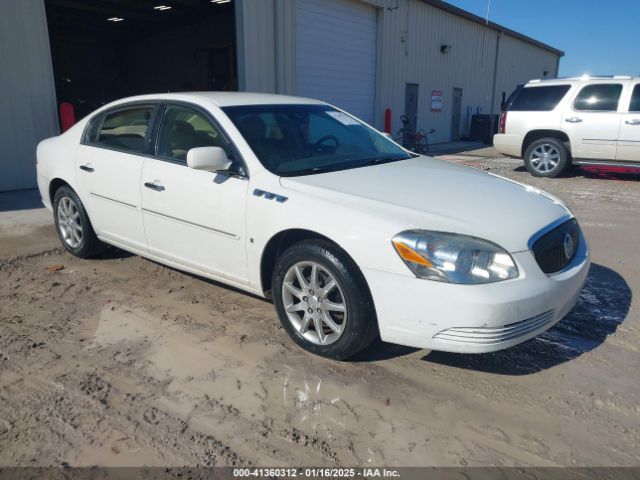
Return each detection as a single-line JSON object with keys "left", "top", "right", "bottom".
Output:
{"left": 0, "top": 150, "right": 639, "bottom": 467}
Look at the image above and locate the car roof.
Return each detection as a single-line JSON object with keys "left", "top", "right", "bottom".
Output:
{"left": 525, "top": 75, "right": 638, "bottom": 87}
{"left": 105, "top": 92, "right": 328, "bottom": 108}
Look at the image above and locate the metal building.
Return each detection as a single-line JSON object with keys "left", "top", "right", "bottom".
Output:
{"left": 237, "top": 0, "right": 563, "bottom": 137}
{"left": 0, "top": 0, "right": 562, "bottom": 192}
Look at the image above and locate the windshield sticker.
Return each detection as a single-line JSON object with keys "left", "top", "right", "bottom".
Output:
{"left": 326, "top": 111, "right": 360, "bottom": 126}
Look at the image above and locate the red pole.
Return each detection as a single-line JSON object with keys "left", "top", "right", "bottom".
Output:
{"left": 384, "top": 108, "right": 391, "bottom": 133}
{"left": 59, "top": 102, "right": 76, "bottom": 132}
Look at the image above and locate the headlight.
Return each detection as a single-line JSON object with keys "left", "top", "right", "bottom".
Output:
{"left": 392, "top": 230, "right": 518, "bottom": 284}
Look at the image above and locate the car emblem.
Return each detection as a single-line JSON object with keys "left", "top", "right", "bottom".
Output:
{"left": 563, "top": 232, "right": 574, "bottom": 260}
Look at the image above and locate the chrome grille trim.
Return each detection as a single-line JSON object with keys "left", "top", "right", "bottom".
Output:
{"left": 432, "top": 310, "right": 555, "bottom": 345}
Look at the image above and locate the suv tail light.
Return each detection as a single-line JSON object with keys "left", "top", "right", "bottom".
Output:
{"left": 498, "top": 111, "right": 507, "bottom": 134}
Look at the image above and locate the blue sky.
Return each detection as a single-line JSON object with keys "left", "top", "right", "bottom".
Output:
{"left": 446, "top": 0, "right": 640, "bottom": 77}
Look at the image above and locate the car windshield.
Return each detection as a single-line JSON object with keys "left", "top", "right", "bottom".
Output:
{"left": 222, "top": 104, "right": 412, "bottom": 176}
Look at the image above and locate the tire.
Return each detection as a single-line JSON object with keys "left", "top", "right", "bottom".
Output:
{"left": 524, "top": 137, "right": 570, "bottom": 178}
{"left": 53, "top": 185, "right": 106, "bottom": 258}
{"left": 272, "top": 240, "right": 378, "bottom": 360}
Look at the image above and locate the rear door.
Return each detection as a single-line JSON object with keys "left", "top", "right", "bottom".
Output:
{"left": 616, "top": 82, "right": 640, "bottom": 162}
{"left": 562, "top": 82, "right": 623, "bottom": 160}
{"left": 140, "top": 103, "right": 249, "bottom": 284}
{"left": 76, "top": 103, "right": 158, "bottom": 251}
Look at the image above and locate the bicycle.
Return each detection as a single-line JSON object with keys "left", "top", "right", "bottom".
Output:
{"left": 394, "top": 115, "right": 435, "bottom": 154}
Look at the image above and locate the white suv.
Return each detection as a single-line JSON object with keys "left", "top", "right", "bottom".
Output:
{"left": 494, "top": 76, "right": 640, "bottom": 177}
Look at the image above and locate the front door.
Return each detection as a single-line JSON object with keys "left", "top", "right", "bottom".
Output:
{"left": 75, "top": 104, "right": 158, "bottom": 251}
{"left": 451, "top": 88, "right": 462, "bottom": 141}
{"left": 141, "top": 103, "right": 249, "bottom": 284}
{"left": 616, "top": 82, "right": 640, "bottom": 162}
{"left": 404, "top": 83, "right": 419, "bottom": 133}
{"left": 562, "top": 82, "right": 623, "bottom": 160}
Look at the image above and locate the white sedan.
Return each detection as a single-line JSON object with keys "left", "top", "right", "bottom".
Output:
{"left": 36, "top": 93, "right": 590, "bottom": 359}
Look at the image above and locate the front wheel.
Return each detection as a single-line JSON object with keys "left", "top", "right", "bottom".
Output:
{"left": 272, "top": 240, "right": 378, "bottom": 360}
{"left": 524, "top": 137, "right": 570, "bottom": 178}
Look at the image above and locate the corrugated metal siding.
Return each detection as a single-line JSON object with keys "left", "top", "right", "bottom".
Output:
{"left": 0, "top": 0, "right": 58, "bottom": 192}
{"left": 377, "top": 0, "right": 499, "bottom": 141}
{"left": 375, "top": 0, "right": 560, "bottom": 141}
{"left": 238, "top": 0, "right": 562, "bottom": 141}
{"left": 236, "top": 0, "right": 277, "bottom": 93}
{"left": 237, "top": 0, "right": 298, "bottom": 95}
{"left": 494, "top": 33, "right": 560, "bottom": 106}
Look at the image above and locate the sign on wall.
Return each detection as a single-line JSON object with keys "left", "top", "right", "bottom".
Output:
{"left": 431, "top": 90, "right": 443, "bottom": 112}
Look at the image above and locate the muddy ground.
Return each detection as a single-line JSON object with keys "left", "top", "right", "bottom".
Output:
{"left": 0, "top": 151, "right": 639, "bottom": 467}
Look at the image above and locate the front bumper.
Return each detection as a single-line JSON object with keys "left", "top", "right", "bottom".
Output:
{"left": 363, "top": 233, "right": 589, "bottom": 353}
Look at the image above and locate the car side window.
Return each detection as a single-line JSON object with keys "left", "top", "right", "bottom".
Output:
{"left": 573, "top": 84, "right": 623, "bottom": 112}
{"left": 83, "top": 114, "right": 102, "bottom": 143}
{"left": 97, "top": 107, "right": 154, "bottom": 153}
{"left": 629, "top": 85, "right": 640, "bottom": 112}
{"left": 157, "top": 105, "right": 232, "bottom": 163}
{"left": 508, "top": 85, "right": 571, "bottom": 111}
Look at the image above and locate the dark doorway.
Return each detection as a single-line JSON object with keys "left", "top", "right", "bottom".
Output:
{"left": 404, "top": 83, "right": 419, "bottom": 133}
{"left": 451, "top": 87, "right": 463, "bottom": 141}
{"left": 45, "top": 0, "right": 237, "bottom": 119}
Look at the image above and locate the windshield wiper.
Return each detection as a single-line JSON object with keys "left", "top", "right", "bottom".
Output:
{"left": 283, "top": 155, "right": 411, "bottom": 177}
{"left": 284, "top": 166, "right": 345, "bottom": 177}
{"left": 357, "top": 155, "right": 411, "bottom": 167}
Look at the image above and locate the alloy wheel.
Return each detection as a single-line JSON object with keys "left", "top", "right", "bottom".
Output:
{"left": 530, "top": 143, "right": 560, "bottom": 173}
{"left": 56, "top": 196, "right": 83, "bottom": 248}
{"left": 281, "top": 261, "right": 347, "bottom": 346}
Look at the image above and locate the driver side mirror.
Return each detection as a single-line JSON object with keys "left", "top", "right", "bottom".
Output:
{"left": 187, "top": 147, "right": 232, "bottom": 173}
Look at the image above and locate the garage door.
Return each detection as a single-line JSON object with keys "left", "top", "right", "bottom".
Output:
{"left": 296, "top": 0, "right": 377, "bottom": 124}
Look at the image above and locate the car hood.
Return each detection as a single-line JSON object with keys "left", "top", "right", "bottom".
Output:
{"left": 279, "top": 156, "right": 571, "bottom": 252}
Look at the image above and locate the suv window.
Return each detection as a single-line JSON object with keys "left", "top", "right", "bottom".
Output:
{"left": 573, "top": 84, "right": 623, "bottom": 112}
{"left": 97, "top": 107, "right": 154, "bottom": 153}
{"left": 157, "top": 105, "right": 232, "bottom": 163}
{"left": 629, "top": 84, "right": 640, "bottom": 112}
{"left": 508, "top": 85, "right": 571, "bottom": 111}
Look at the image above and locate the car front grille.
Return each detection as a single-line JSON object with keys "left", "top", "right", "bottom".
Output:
{"left": 532, "top": 218, "right": 580, "bottom": 274}
{"left": 432, "top": 310, "right": 556, "bottom": 345}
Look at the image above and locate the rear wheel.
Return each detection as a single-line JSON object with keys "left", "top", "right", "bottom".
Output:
{"left": 53, "top": 186, "right": 105, "bottom": 258}
{"left": 272, "top": 240, "right": 378, "bottom": 360}
{"left": 524, "top": 137, "right": 570, "bottom": 178}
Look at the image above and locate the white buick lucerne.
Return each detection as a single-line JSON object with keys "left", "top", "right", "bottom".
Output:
{"left": 36, "top": 93, "right": 590, "bottom": 359}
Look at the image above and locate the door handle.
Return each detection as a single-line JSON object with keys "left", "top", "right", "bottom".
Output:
{"left": 565, "top": 117, "right": 583, "bottom": 123}
{"left": 79, "top": 164, "right": 94, "bottom": 172}
{"left": 144, "top": 181, "right": 165, "bottom": 192}
{"left": 625, "top": 119, "right": 640, "bottom": 125}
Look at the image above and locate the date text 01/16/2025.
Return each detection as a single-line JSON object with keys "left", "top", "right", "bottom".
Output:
{"left": 232, "top": 468, "right": 401, "bottom": 478}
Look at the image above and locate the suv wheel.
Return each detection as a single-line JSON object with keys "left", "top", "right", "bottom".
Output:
{"left": 272, "top": 240, "right": 378, "bottom": 360}
{"left": 53, "top": 186, "right": 106, "bottom": 258}
{"left": 524, "top": 137, "right": 570, "bottom": 178}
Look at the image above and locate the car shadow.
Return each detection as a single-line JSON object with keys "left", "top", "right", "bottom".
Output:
{"left": 422, "top": 263, "right": 630, "bottom": 375}
{"left": 91, "top": 246, "right": 136, "bottom": 260}
{"left": 514, "top": 165, "right": 640, "bottom": 181}
{"left": 351, "top": 338, "right": 419, "bottom": 362}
